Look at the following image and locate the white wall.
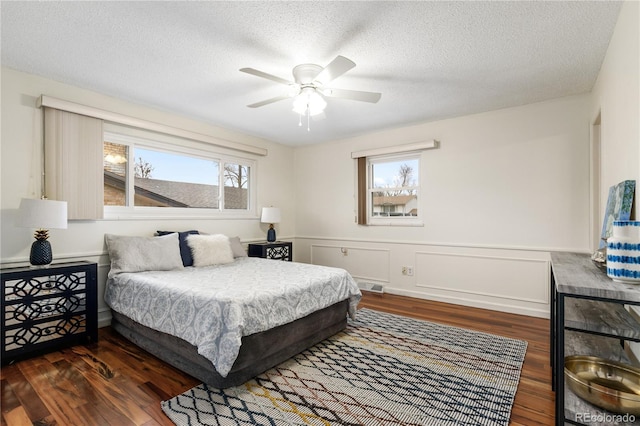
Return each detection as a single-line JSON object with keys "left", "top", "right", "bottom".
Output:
{"left": 588, "top": 1, "right": 640, "bottom": 356}
{"left": 293, "top": 94, "right": 592, "bottom": 318}
{"left": 590, "top": 0, "right": 639, "bottom": 223}
{"left": 0, "top": 67, "right": 296, "bottom": 326}
{"left": 292, "top": 1, "right": 639, "bottom": 319}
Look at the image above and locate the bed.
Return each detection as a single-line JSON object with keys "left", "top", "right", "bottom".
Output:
{"left": 103, "top": 233, "right": 361, "bottom": 388}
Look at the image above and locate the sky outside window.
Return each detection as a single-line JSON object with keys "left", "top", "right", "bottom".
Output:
{"left": 134, "top": 148, "right": 218, "bottom": 184}
{"left": 372, "top": 159, "right": 419, "bottom": 188}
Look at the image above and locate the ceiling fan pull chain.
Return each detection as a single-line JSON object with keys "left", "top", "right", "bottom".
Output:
{"left": 298, "top": 113, "right": 302, "bottom": 127}
{"left": 307, "top": 107, "right": 311, "bottom": 132}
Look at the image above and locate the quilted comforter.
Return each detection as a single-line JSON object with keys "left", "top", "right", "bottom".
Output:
{"left": 104, "top": 257, "right": 361, "bottom": 377}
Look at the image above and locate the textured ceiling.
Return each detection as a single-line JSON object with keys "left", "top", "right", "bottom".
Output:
{"left": 1, "top": 1, "right": 622, "bottom": 146}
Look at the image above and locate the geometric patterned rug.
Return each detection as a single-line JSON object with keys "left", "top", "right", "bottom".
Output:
{"left": 161, "top": 308, "right": 527, "bottom": 426}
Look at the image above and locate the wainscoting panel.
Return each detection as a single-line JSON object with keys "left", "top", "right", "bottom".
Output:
{"left": 310, "top": 244, "right": 390, "bottom": 284}
{"left": 297, "top": 237, "right": 552, "bottom": 318}
{"left": 414, "top": 251, "right": 549, "bottom": 310}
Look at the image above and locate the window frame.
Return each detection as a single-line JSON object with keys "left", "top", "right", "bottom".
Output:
{"left": 362, "top": 151, "right": 424, "bottom": 227}
{"left": 103, "top": 131, "right": 258, "bottom": 220}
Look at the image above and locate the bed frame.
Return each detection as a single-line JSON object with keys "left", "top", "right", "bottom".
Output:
{"left": 110, "top": 299, "right": 349, "bottom": 388}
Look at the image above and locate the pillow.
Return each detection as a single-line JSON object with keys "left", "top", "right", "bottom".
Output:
{"left": 157, "top": 230, "right": 199, "bottom": 266}
{"left": 105, "top": 233, "right": 184, "bottom": 278}
{"left": 187, "top": 234, "right": 235, "bottom": 267}
{"left": 229, "top": 236, "right": 247, "bottom": 257}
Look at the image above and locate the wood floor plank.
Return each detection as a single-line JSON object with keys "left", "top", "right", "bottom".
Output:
{"left": 2, "top": 363, "right": 53, "bottom": 424}
{"left": 0, "top": 292, "right": 554, "bottom": 425}
{"left": 1, "top": 379, "right": 20, "bottom": 420}
{"left": 139, "top": 390, "right": 175, "bottom": 426}
{"left": 96, "top": 331, "right": 198, "bottom": 396}
{"left": 2, "top": 406, "right": 31, "bottom": 426}
{"left": 17, "top": 358, "right": 88, "bottom": 425}
{"left": 78, "top": 362, "right": 154, "bottom": 425}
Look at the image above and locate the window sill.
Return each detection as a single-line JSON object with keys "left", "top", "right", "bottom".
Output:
{"left": 365, "top": 219, "right": 424, "bottom": 227}
{"left": 103, "top": 207, "right": 258, "bottom": 221}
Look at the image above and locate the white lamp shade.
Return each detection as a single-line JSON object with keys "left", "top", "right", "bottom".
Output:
{"left": 292, "top": 89, "right": 327, "bottom": 117}
{"left": 18, "top": 198, "right": 68, "bottom": 229}
{"left": 261, "top": 207, "right": 281, "bottom": 224}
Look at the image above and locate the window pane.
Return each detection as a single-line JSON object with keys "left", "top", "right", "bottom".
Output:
{"left": 369, "top": 157, "right": 419, "bottom": 218}
{"left": 372, "top": 159, "right": 419, "bottom": 189}
{"left": 104, "top": 141, "right": 129, "bottom": 206}
{"left": 371, "top": 190, "right": 418, "bottom": 217}
{"left": 133, "top": 148, "right": 219, "bottom": 208}
{"left": 224, "top": 163, "right": 250, "bottom": 209}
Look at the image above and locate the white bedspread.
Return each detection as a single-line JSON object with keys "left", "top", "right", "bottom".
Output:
{"left": 104, "top": 257, "right": 361, "bottom": 377}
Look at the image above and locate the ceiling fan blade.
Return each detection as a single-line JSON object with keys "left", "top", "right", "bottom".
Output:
{"left": 247, "top": 95, "right": 290, "bottom": 108}
{"left": 314, "top": 56, "right": 356, "bottom": 85}
{"left": 240, "top": 68, "right": 292, "bottom": 85}
{"left": 325, "top": 88, "right": 382, "bottom": 103}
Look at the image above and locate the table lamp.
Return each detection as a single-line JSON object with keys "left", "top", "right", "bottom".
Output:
{"left": 261, "top": 207, "right": 281, "bottom": 242}
{"left": 17, "top": 198, "right": 68, "bottom": 266}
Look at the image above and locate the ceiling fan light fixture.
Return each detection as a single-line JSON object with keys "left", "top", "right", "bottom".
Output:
{"left": 241, "top": 55, "right": 380, "bottom": 132}
{"left": 287, "top": 84, "right": 301, "bottom": 98}
{"left": 292, "top": 88, "right": 326, "bottom": 117}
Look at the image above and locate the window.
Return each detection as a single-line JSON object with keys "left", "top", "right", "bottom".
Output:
{"left": 103, "top": 132, "right": 256, "bottom": 218}
{"left": 223, "top": 163, "right": 250, "bottom": 210}
{"left": 367, "top": 153, "right": 420, "bottom": 224}
{"left": 353, "top": 140, "right": 437, "bottom": 226}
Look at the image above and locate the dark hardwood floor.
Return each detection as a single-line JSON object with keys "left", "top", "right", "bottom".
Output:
{"left": 1, "top": 293, "right": 554, "bottom": 425}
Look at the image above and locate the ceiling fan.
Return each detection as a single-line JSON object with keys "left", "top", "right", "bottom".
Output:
{"left": 240, "top": 55, "right": 381, "bottom": 130}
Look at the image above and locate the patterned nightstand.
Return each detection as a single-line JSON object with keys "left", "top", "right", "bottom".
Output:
{"left": 248, "top": 242, "right": 293, "bottom": 261}
{"left": 1, "top": 261, "right": 98, "bottom": 364}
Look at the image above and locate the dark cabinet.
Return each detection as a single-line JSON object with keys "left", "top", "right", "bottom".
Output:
{"left": 1, "top": 261, "right": 98, "bottom": 364}
{"left": 551, "top": 252, "right": 640, "bottom": 425}
{"left": 248, "top": 242, "right": 293, "bottom": 261}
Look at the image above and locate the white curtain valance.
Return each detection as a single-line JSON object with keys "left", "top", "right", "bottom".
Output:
{"left": 351, "top": 140, "right": 439, "bottom": 159}
{"left": 37, "top": 95, "right": 268, "bottom": 157}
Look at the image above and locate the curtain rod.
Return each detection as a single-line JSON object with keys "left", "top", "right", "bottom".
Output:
{"left": 36, "top": 95, "right": 268, "bottom": 157}
{"left": 351, "top": 140, "right": 439, "bottom": 159}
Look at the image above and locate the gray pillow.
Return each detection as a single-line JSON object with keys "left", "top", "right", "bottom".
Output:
{"left": 229, "top": 236, "right": 247, "bottom": 257}
{"left": 105, "top": 233, "right": 184, "bottom": 278}
{"left": 156, "top": 230, "right": 199, "bottom": 266}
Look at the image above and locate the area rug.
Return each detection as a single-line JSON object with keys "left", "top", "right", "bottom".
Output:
{"left": 161, "top": 308, "right": 527, "bottom": 426}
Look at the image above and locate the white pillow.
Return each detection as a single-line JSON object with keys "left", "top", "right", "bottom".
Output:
{"left": 187, "top": 234, "right": 235, "bottom": 266}
{"left": 105, "top": 233, "right": 184, "bottom": 278}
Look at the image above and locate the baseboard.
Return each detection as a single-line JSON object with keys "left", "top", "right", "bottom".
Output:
{"left": 357, "top": 281, "right": 385, "bottom": 294}
{"left": 385, "top": 287, "right": 549, "bottom": 319}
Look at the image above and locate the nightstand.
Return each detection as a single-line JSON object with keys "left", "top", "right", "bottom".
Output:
{"left": 1, "top": 261, "right": 98, "bottom": 364}
{"left": 248, "top": 242, "right": 293, "bottom": 261}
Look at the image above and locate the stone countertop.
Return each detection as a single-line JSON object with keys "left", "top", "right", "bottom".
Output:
{"left": 551, "top": 252, "right": 640, "bottom": 303}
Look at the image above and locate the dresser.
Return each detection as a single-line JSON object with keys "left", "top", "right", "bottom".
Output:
{"left": 1, "top": 261, "right": 98, "bottom": 364}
